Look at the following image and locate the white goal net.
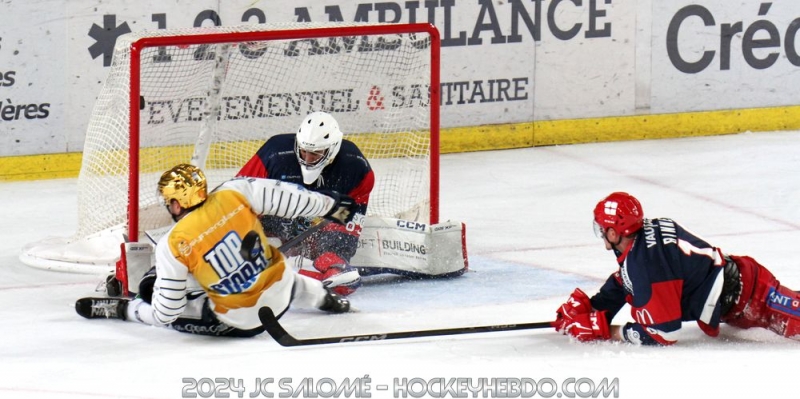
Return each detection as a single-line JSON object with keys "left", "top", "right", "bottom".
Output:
{"left": 21, "top": 22, "right": 440, "bottom": 273}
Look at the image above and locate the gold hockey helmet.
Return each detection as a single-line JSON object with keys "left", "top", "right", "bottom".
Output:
{"left": 157, "top": 164, "right": 208, "bottom": 208}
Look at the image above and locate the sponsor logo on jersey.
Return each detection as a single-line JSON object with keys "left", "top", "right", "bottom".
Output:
{"left": 207, "top": 231, "right": 272, "bottom": 296}
{"left": 188, "top": 204, "right": 245, "bottom": 249}
{"left": 633, "top": 308, "right": 655, "bottom": 325}
{"left": 767, "top": 287, "right": 800, "bottom": 317}
{"left": 178, "top": 240, "right": 191, "bottom": 256}
{"left": 279, "top": 174, "right": 302, "bottom": 180}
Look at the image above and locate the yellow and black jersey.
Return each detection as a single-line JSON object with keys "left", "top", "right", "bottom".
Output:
{"left": 150, "top": 178, "right": 335, "bottom": 325}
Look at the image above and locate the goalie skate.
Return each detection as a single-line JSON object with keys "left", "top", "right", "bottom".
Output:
{"left": 100, "top": 274, "right": 124, "bottom": 297}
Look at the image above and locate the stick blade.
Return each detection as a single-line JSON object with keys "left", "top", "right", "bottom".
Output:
{"left": 258, "top": 307, "right": 300, "bottom": 346}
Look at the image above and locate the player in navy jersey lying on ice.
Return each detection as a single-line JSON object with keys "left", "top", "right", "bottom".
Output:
{"left": 237, "top": 112, "right": 374, "bottom": 296}
{"left": 552, "top": 191, "right": 800, "bottom": 345}
{"left": 75, "top": 164, "right": 354, "bottom": 337}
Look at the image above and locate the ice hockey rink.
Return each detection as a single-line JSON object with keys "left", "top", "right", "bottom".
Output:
{"left": 2, "top": 130, "right": 800, "bottom": 399}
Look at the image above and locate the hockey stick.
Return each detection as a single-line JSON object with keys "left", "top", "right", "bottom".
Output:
{"left": 277, "top": 219, "right": 331, "bottom": 253}
{"left": 258, "top": 307, "right": 552, "bottom": 347}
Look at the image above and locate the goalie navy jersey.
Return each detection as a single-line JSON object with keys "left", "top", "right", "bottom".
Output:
{"left": 590, "top": 218, "right": 727, "bottom": 346}
{"left": 237, "top": 133, "right": 374, "bottom": 260}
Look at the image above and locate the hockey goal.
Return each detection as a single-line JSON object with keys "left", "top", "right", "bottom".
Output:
{"left": 21, "top": 22, "right": 440, "bottom": 273}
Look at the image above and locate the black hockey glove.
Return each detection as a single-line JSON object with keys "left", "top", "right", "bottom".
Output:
{"left": 240, "top": 230, "right": 264, "bottom": 262}
{"left": 317, "top": 189, "right": 356, "bottom": 225}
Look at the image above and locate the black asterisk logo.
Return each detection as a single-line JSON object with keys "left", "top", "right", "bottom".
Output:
{"left": 88, "top": 15, "right": 132, "bottom": 67}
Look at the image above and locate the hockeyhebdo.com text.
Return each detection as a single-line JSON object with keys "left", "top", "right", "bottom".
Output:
{"left": 182, "top": 376, "right": 620, "bottom": 398}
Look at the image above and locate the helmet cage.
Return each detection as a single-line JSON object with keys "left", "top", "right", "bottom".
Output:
{"left": 295, "top": 144, "right": 332, "bottom": 169}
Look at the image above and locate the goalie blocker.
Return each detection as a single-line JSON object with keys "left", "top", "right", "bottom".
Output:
{"left": 112, "top": 216, "right": 468, "bottom": 295}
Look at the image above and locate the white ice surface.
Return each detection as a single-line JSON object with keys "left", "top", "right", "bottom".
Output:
{"left": 2, "top": 131, "right": 800, "bottom": 398}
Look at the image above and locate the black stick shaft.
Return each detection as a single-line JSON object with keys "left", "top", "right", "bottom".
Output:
{"left": 258, "top": 307, "right": 552, "bottom": 347}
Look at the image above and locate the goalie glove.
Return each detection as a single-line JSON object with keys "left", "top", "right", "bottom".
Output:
{"left": 553, "top": 310, "right": 611, "bottom": 342}
{"left": 318, "top": 189, "right": 356, "bottom": 225}
{"left": 298, "top": 252, "right": 362, "bottom": 296}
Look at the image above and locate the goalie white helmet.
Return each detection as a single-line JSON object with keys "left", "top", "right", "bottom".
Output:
{"left": 295, "top": 112, "right": 343, "bottom": 184}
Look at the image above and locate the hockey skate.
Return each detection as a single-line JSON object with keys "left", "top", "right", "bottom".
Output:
{"left": 318, "top": 290, "right": 350, "bottom": 314}
{"left": 75, "top": 297, "right": 129, "bottom": 320}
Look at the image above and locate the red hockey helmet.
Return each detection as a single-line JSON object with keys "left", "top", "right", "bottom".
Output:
{"left": 593, "top": 192, "right": 644, "bottom": 237}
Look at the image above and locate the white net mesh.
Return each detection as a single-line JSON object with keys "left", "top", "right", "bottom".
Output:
{"left": 22, "top": 22, "right": 437, "bottom": 272}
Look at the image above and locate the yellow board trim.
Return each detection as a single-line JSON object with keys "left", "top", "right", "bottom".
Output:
{"left": 4, "top": 105, "right": 800, "bottom": 182}
{"left": 0, "top": 152, "right": 84, "bottom": 181}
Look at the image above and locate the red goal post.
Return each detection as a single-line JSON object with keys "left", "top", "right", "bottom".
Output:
{"left": 20, "top": 22, "right": 440, "bottom": 273}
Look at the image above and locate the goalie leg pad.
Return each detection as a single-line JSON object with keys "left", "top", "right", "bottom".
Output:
{"left": 350, "top": 217, "right": 468, "bottom": 278}
{"left": 114, "top": 242, "right": 155, "bottom": 297}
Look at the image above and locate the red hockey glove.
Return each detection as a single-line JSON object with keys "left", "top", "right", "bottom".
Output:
{"left": 554, "top": 288, "right": 593, "bottom": 321}
{"left": 554, "top": 310, "right": 611, "bottom": 342}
